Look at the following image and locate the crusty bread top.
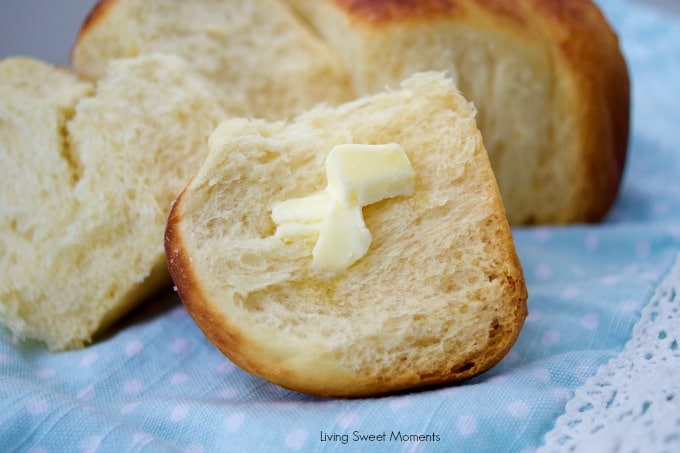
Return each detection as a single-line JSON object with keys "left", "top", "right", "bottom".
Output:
{"left": 285, "top": 0, "right": 630, "bottom": 224}
{"left": 165, "top": 72, "right": 528, "bottom": 397}
{"left": 320, "top": 0, "right": 527, "bottom": 23}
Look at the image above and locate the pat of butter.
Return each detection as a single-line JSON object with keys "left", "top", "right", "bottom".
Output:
{"left": 326, "top": 143, "right": 415, "bottom": 206}
{"left": 271, "top": 142, "right": 414, "bottom": 271}
{"left": 312, "top": 201, "right": 371, "bottom": 271}
{"left": 271, "top": 191, "right": 329, "bottom": 225}
{"left": 274, "top": 222, "right": 321, "bottom": 241}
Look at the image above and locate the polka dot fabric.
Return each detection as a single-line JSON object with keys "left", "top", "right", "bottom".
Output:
{"left": 1, "top": 0, "right": 679, "bottom": 451}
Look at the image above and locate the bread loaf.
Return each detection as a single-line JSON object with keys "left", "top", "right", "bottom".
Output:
{"left": 71, "top": 0, "right": 352, "bottom": 120}
{"left": 74, "top": 0, "right": 629, "bottom": 225}
{"left": 165, "top": 72, "right": 528, "bottom": 397}
{"left": 0, "top": 54, "right": 225, "bottom": 350}
{"left": 286, "top": 0, "right": 630, "bottom": 224}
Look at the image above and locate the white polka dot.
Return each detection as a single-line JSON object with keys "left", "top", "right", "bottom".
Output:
{"left": 526, "top": 309, "right": 542, "bottom": 324}
{"left": 580, "top": 313, "right": 599, "bottom": 330}
{"left": 560, "top": 286, "right": 580, "bottom": 300}
{"left": 123, "top": 379, "right": 143, "bottom": 395}
{"left": 553, "top": 388, "right": 572, "bottom": 404}
{"left": 126, "top": 340, "right": 144, "bottom": 357}
{"left": 171, "top": 338, "right": 188, "bottom": 354}
{"left": 121, "top": 402, "right": 140, "bottom": 415}
{"left": 132, "top": 432, "right": 154, "bottom": 446}
{"left": 388, "top": 396, "right": 411, "bottom": 411}
{"left": 217, "top": 361, "right": 235, "bottom": 375}
{"left": 26, "top": 397, "right": 49, "bottom": 416}
{"left": 404, "top": 442, "right": 426, "bottom": 453}
{"left": 571, "top": 266, "right": 586, "bottom": 277}
{"left": 80, "top": 352, "right": 99, "bottom": 367}
{"left": 77, "top": 385, "right": 95, "bottom": 401}
{"left": 601, "top": 275, "right": 620, "bottom": 286}
{"left": 636, "top": 241, "right": 651, "bottom": 258}
{"left": 219, "top": 387, "right": 239, "bottom": 399}
{"left": 171, "top": 373, "right": 190, "bottom": 385}
{"left": 506, "top": 400, "right": 530, "bottom": 418}
{"left": 170, "top": 404, "right": 190, "bottom": 422}
{"left": 36, "top": 368, "right": 56, "bottom": 379}
{"left": 533, "top": 227, "right": 551, "bottom": 242}
{"left": 184, "top": 444, "right": 204, "bottom": 453}
{"left": 531, "top": 368, "right": 551, "bottom": 382}
{"left": 26, "top": 447, "right": 47, "bottom": 453}
{"left": 502, "top": 349, "right": 521, "bottom": 365}
{"left": 79, "top": 435, "right": 101, "bottom": 453}
{"left": 285, "top": 429, "right": 308, "bottom": 451}
{"left": 622, "top": 264, "right": 638, "bottom": 274}
{"left": 225, "top": 412, "right": 246, "bottom": 432}
{"left": 456, "top": 415, "right": 478, "bottom": 437}
{"left": 534, "top": 264, "right": 552, "bottom": 280}
{"left": 641, "top": 271, "right": 659, "bottom": 282}
{"left": 667, "top": 224, "right": 680, "bottom": 237}
{"left": 585, "top": 233, "right": 599, "bottom": 251}
{"left": 541, "top": 330, "right": 560, "bottom": 347}
{"left": 337, "top": 411, "right": 359, "bottom": 429}
{"left": 621, "top": 299, "right": 638, "bottom": 312}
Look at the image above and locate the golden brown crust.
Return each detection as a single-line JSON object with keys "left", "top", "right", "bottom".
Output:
{"left": 70, "top": 0, "right": 118, "bottom": 54}
{"left": 330, "top": 0, "right": 527, "bottom": 26}
{"left": 524, "top": 0, "right": 629, "bottom": 221}
{"left": 312, "top": 0, "right": 629, "bottom": 223}
{"left": 331, "top": 0, "right": 464, "bottom": 22}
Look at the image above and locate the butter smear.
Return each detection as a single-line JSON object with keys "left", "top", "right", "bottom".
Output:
{"left": 271, "top": 143, "right": 415, "bottom": 271}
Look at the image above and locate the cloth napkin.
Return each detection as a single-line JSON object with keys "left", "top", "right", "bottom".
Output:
{"left": 1, "top": 0, "right": 679, "bottom": 451}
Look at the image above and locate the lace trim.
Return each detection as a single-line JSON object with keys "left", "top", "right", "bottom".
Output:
{"left": 539, "top": 251, "right": 680, "bottom": 452}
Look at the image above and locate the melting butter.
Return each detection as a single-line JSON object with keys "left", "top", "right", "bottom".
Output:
{"left": 271, "top": 143, "right": 414, "bottom": 270}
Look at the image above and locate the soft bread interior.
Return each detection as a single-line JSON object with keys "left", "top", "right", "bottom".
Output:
{"left": 72, "top": 0, "right": 352, "bottom": 120}
{"left": 0, "top": 55, "right": 224, "bottom": 350}
{"left": 1, "top": 59, "right": 94, "bottom": 347}
{"left": 167, "top": 72, "right": 527, "bottom": 396}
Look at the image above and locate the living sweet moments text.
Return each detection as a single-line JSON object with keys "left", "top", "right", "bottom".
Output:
{"left": 320, "top": 430, "right": 441, "bottom": 445}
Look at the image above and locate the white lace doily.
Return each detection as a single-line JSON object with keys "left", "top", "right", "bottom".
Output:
{"left": 539, "top": 251, "right": 680, "bottom": 453}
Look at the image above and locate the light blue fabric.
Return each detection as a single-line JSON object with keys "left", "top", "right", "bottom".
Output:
{"left": 1, "top": 1, "right": 679, "bottom": 451}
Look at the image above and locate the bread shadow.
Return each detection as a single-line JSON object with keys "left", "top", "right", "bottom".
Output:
{"left": 94, "top": 285, "right": 182, "bottom": 343}
{"left": 604, "top": 132, "right": 676, "bottom": 224}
